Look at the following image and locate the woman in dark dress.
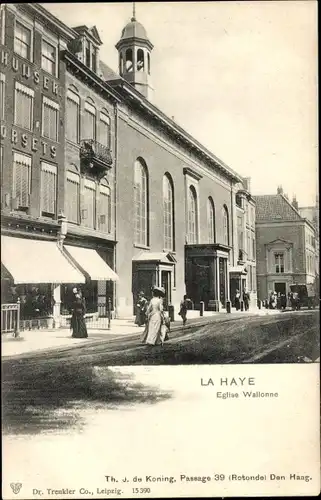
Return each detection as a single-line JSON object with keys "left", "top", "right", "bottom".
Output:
{"left": 71, "top": 288, "right": 88, "bottom": 338}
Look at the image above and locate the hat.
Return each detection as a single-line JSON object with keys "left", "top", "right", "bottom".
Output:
{"left": 72, "top": 287, "right": 78, "bottom": 294}
{"left": 152, "top": 286, "right": 165, "bottom": 297}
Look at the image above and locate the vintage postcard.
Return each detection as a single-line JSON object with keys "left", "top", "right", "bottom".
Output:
{"left": 1, "top": 1, "right": 319, "bottom": 498}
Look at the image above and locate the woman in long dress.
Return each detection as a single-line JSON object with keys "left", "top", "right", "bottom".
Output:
{"left": 71, "top": 289, "right": 88, "bottom": 338}
{"left": 142, "top": 286, "right": 166, "bottom": 346}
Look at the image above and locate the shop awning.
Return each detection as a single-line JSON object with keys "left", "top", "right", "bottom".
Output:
{"left": 64, "top": 245, "right": 119, "bottom": 281}
{"left": 1, "top": 236, "right": 85, "bottom": 284}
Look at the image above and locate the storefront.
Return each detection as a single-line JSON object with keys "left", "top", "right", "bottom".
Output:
{"left": 1, "top": 235, "right": 85, "bottom": 327}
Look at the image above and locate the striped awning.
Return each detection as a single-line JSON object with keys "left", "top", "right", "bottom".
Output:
{"left": 64, "top": 245, "right": 119, "bottom": 281}
{"left": 1, "top": 236, "right": 85, "bottom": 284}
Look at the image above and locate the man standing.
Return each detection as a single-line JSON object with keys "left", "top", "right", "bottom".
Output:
{"left": 243, "top": 288, "right": 250, "bottom": 311}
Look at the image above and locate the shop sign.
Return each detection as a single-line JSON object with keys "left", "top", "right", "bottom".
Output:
{"left": 0, "top": 125, "right": 56, "bottom": 158}
{"left": 1, "top": 50, "right": 60, "bottom": 96}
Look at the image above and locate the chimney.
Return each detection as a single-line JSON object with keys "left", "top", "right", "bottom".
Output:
{"left": 277, "top": 185, "right": 283, "bottom": 195}
{"left": 292, "top": 195, "right": 299, "bottom": 210}
{"left": 243, "top": 177, "right": 251, "bottom": 193}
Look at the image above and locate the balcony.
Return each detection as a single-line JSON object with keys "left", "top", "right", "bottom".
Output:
{"left": 80, "top": 139, "right": 113, "bottom": 179}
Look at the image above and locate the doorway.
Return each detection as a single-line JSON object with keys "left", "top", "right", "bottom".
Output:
{"left": 274, "top": 282, "right": 286, "bottom": 296}
{"left": 161, "top": 270, "right": 171, "bottom": 310}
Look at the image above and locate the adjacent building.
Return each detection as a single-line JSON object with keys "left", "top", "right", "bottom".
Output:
{"left": 254, "top": 187, "right": 317, "bottom": 301}
{"left": 1, "top": 3, "right": 257, "bottom": 327}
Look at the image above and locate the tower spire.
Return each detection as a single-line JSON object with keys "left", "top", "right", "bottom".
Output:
{"left": 131, "top": 2, "right": 136, "bottom": 21}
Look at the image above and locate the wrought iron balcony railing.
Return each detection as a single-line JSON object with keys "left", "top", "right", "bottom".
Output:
{"left": 80, "top": 139, "right": 113, "bottom": 176}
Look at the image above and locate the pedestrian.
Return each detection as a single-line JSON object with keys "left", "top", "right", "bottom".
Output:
{"left": 178, "top": 294, "right": 190, "bottom": 325}
{"left": 243, "top": 288, "right": 250, "bottom": 311}
{"left": 135, "top": 291, "right": 148, "bottom": 326}
{"left": 269, "top": 291, "right": 276, "bottom": 309}
{"left": 280, "top": 293, "right": 287, "bottom": 311}
{"left": 235, "top": 289, "right": 241, "bottom": 311}
{"left": 141, "top": 286, "right": 167, "bottom": 346}
{"left": 70, "top": 288, "right": 88, "bottom": 338}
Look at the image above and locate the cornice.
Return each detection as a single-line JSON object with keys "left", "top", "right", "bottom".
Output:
{"left": 63, "top": 51, "right": 122, "bottom": 104}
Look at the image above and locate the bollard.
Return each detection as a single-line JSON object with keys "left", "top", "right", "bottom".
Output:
{"left": 226, "top": 300, "right": 231, "bottom": 313}
{"left": 107, "top": 298, "right": 111, "bottom": 330}
{"left": 168, "top": 304, "right": 175, "bottom": 322}
{"left": 240, "top": 301, "right": 244, "bottom": 312}
{"left": 200, "top": 301, "right": 204, "bottom": 317}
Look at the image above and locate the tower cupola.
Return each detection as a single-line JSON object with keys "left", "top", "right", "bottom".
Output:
{"left": 115, "top": 4, "right": 154, "bottom": 100}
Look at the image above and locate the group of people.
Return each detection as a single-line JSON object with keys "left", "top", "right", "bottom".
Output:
{"left": 234, "top": 289, "right": 250, "bottom": 311}
{"left": 135, "top": 288, "right": 191, "bottom": 346}
{"left": 268, "top": 290, "right": 299, "bottom": 311}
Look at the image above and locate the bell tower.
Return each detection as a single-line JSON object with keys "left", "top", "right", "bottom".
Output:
{"left": 115, "top": 3, "right": 154, "bottom": 100}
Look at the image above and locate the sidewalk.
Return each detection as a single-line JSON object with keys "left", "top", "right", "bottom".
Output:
{"left": 1, "top": 307, "right": 281, "bottom": 358}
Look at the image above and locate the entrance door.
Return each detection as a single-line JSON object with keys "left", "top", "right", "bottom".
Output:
{"left": 274, "top": 282, "right": 286, "bottom": 295}
{"left": 161, "top": 271, "right": 171, "bottom": 310}
{"left": 219, "top": 258, "right": 227, "bottom": 306}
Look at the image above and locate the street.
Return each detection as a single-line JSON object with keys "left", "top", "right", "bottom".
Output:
{"left": 2, "top": 310, "right": 319, "bottom": 435}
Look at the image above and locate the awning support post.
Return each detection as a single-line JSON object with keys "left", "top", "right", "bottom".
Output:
{"left": 53, "top": 285, "right": 61, "bottom": 328}
{"left": 107, "top": 297, "right": 111, "bottom": 330}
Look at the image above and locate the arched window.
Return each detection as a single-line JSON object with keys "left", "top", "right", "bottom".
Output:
{"left": 125, "top": 48, "right": 133, "bottom": 72}
{"left": 207, "top": 197, "right": 215, "bottom": 243}
{"left": 134, "top": 158, "right": 148, "bottom": 246}
{"left": 84, "top": 99, "right": 96, "bottom": 140}
{"left": 187, "top": 185, "right": 198, "bottom": 244}
{"left": 98, "top": 177, "right": 111, "bottom": 233}
{"left": 223, "top": 205, "right": 229, "bottom": 245}
{"left": 66, "top": 164, "right": 80, "bottom": 223}
{"left": 98, "top": 109, "right": 110, "bottom": 147}
{"left": 147, "top": 52, "right": 150, "bottom": 74}
{"left": 119, "top": 52, "right": 124, "bottom": 74}
{"left": 163, "top": 174, "right": 174, "bottom": 251}
{"left": 137, "top": 48, "right": 144, "bottom": 71}
{"left": 66, "top": 88, "right": 80, "bottom": 143}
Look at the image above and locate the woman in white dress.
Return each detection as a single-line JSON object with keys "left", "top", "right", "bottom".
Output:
{"left": 142, "top": 286, "right": 166, "bottom": 346}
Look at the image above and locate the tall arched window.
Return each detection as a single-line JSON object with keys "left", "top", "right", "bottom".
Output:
{"left": 137, "top": 49, "right": 144, "bottom": 71}
{"left": 98, "top": 109, "right": 110, "bottom": 147}
{"left": 207, "top": 197, "right": 215, "bottom": 243}
{"left": 147, "top": 53, "right": 150, "bottom": 74}
{"left": 163, "top": 174, "right": 174, "bottom": 251}
{"left": 134, "top": 158, "right": 148, "bottom": 246}
{"left": 98, "top": 177, "right": 111, "bottom": 233}
{"left": 66, "top": 164, "right": 80, "bottom": 223}
{"left": 125, "top": 48, "right": 133, "bottom": 72}
{"left": 187, "top": 185, "right": 198, "bottom": 244}
{"left": 84, "top": 99, "right": 96, "bottom": 140}
{"left": 223, "top": 205, "right": 229, "bottom": 245}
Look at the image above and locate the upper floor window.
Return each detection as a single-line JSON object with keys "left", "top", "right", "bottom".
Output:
{"left": 12, "top": 152, "right": 31, "bottom": 210}
{"left": 235, "top": 193, "right": 242, "bottom": 208}
{"left": 42, "top": 96, "right": 59, "bottom": 142}
{"left": 0, "top": 7, "right": 5, "bottom": 45}
{"left": 207, "top": 197, "right": 215, "bottom": 243}
{"left": 98, "top": 178, "right": 111, "bottom": 233}
{"left": 66, "top": 168, "right": 80, "bottom": 224}
{"left": 187, "top": 186, "right": 198, "bottom": 244}
{"left": 14, "top": 20, "right": 32, "bottom": 60}
{"left": 82, "top": 178, "right": 96, "bottom": 229}
{"left": 223, "top": 205, "right": 229, "bottom": 245}
{"left": 14, "top": 82, "right": 34, "bottom": 130}
{"left": 134, "top": 158, "right": 148, "bottom": 246}
{"left": 0, "top": 73, "right": 5, "bottom": 120}
{"left": 163, "top": 174, "right": 174, "bottom": 251}
{"left": 66, "top": 89, "right": 80, "bottom": 143}
{"left": 98, "top": 111, "right": 111, "bottom": 148}
{"left": 41, "top": 39, "right": 57, "bottom": 76}
{"left": 274, "top": 252, "right": 284, "bottom": 273}
{"left": 84, "top": 39, "right": 97, "bottom": 72}
{"left": 41, "top": 161, "right": 57, "bottom": 217}
{"left": 83, "top": 100, "right": 96, "bottom": 140}
{"left": 147, "top": 53, "right": 150, "bottom": 75}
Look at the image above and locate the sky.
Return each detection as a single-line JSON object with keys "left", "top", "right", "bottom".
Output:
{"left": 45, "top": 1, "right": 318, "bottom": 206}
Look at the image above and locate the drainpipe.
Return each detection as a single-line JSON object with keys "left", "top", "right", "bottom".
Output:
{"left": 114, "top": 103, "right": 118, "bottom": 317}
{"left": 55, "top": 212, "right": 68, "bottom": 328}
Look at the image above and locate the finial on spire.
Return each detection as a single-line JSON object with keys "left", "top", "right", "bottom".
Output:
{"left": 131, "top": 2, "right": 136, "bottom": 21}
